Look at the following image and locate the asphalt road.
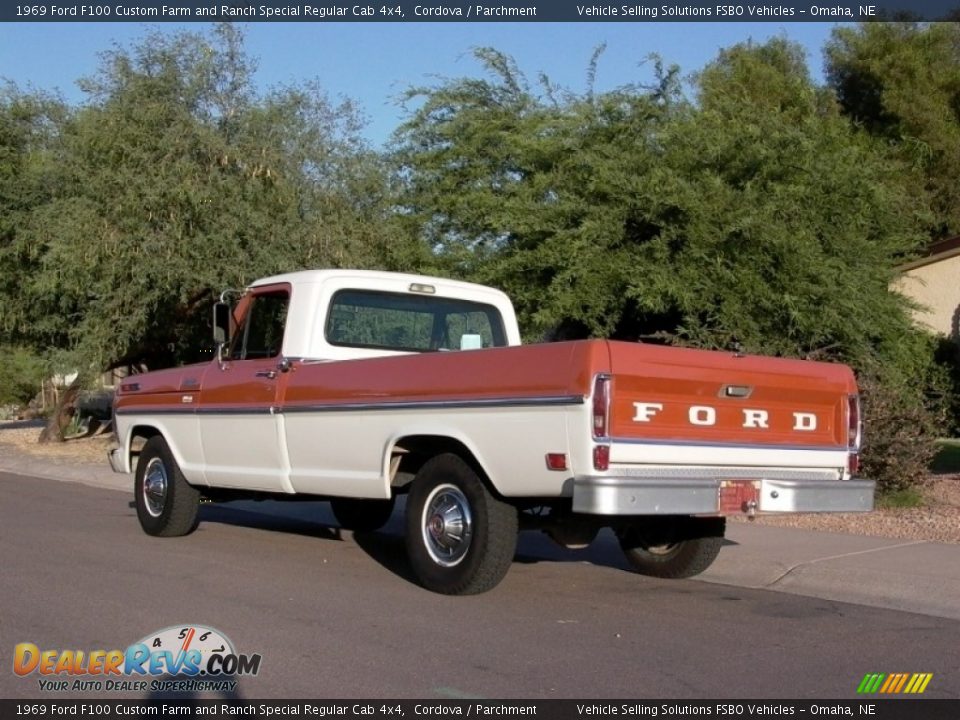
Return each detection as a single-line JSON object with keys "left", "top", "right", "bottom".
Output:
{"left": 2, "top": 470, "right": 958, "bottom": 700}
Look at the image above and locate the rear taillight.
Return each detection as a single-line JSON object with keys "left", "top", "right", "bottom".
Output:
{"left": 848, "top": 395, "right": 862, "bottom": 451}
{"left": 592, "top": 375, "right": 611, "bottom": 471}
{"left": 545, "top": 453, "right": 568, "bottom": 471}
{"left": 592, "top": 375, "right": 611, "bottom": 439}
{"left": 593, "top": 445, "right": 610, "bottom": 471}
{"left": 848, "top": 453, "right": 860, "bottom": 475}
{"left": 847, "top": 394, "right": 862, "bottom": 475}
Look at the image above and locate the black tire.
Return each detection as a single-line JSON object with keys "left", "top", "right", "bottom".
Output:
{"left": 618, "top": 518, "right": 724, "bottom": 579}
{"left": 330, "top": 496, "right": 395, "bottom": 532}
{"left": 405, "top": 453, "right": 518, "bottom": 595}
{"left": 134, "top": 436, "right": 200, "bottom": 537}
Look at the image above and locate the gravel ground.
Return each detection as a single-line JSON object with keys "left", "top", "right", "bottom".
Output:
{"left": 731, "top": 486, "right": 960, "bottom": 544}
{"left": 2, "top": 423, "right": 958, "bottom": 544}
{"left": 0, "top": 424, "right": 112, "bottom": 463}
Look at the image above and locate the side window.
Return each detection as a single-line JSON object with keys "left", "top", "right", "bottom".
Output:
{"left": 228, "top": 291, "right": 289, "bottom": 360}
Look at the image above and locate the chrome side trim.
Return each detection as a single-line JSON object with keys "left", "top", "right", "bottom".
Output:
{"left": 115, "top": 407, "right": 273, "bottom": 416}
{"left": 611, "top": 436, "right": 845, "bottom": 452}
{"left": 572, "top": 474, "right": 875, "bottom": 516}
{"left": 280, "top": 395, "right": 584, "bottom": 413}
{"left": 196, "top": 407, "right": 274, "bottom": 415}
{"left": 597, "top": 466, "right": 840, "bottom": 481}
{"left": 115, "top": 407, "right": 197, "bottom": 416}
{"left": 115, "top": 395, "right": 584, "bottom": 417}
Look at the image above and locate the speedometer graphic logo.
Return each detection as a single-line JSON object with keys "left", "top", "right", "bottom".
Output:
{"left": 134, "top": 624, "right": 236, "bottom": 673}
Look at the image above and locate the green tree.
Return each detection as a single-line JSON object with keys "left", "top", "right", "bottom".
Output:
{"left": 826, "top": 22, "right": 960, "bottom": 238}
{"left": 827, "top": 22, "right": 960, "bottom": 456}
{"left": 1, "top": 25, "right": 408, "bottom": 439}
{"left": 396, "top": 42, "right": 927, "bottom": 355}
{"left": 0, "top": 87, "right": 70, "bottom": 420}
{"left": 0, "top": 346, "right": 47, "bottom": 409}
{"left": 395, "top": 40, "right": 943, "bottom": 490}
{"left": 394, "top": 47, "right": 685, "bottom": 339}
{"left": 0, "top": 85, "right": 68, "bottom": 345}
{"left": 655, "top": 38, "right": 928, "bottom": 362}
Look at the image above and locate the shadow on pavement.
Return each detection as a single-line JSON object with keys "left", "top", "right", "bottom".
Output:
{"left": 137, "top": 496, "right": 742, "bottom": 592}
{"left": 198, "top": 503, "right": 343, "bottom": 543}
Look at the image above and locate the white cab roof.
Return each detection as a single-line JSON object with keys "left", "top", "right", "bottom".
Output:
{"left": 246, "top": 269, "right": 521, "bottom": 359}
{"left": 250, "top": 269, "right": 506, "bottom": 299}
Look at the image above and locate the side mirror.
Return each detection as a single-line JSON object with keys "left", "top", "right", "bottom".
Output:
{"left": 213, "top": 302, "right": 231, "bottom": 347}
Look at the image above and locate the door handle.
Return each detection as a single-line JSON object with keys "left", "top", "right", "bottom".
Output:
{"left": 254, "top": 370, "right": 277, "bottom": 379}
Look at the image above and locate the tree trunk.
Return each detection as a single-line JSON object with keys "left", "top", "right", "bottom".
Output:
{"left": 38, "top": 376, "right": 83, "bottom": 444}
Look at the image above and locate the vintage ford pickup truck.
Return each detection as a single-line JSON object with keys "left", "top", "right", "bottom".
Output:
{"left": 109, "top": 269, "right": 874, "bottom": 594}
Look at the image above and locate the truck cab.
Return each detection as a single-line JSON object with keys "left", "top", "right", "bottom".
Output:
{"left": 225, "top": 269, "right": 522, "bottom": 363}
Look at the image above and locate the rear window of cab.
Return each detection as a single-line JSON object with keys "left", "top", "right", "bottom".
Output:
{"left": 325, "top": 289, "right": 507, "bottom": 352}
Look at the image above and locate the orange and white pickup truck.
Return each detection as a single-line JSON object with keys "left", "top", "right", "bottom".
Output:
{"left": 110, "top": 269, "right": 874, "bottom": 594}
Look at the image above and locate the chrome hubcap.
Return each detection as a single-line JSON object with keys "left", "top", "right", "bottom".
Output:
{"left": 142, "top": 457, "right": 168, "bottom": 518}
{"left": 421, "top": 484, "right": 473, "bottom": 567}
{"left": 645, "top": 543, "right": 679, "bottom": 556}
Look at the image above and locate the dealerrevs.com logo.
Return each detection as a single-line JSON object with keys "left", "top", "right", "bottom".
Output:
{"left": 13, "top": 625, "right": 262, "bottom": 693}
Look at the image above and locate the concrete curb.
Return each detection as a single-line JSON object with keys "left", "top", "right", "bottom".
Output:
{"left": 0, "top": 450, "right": 130, "bottom": 492}
{"left": 700, "top": 523, "right": 960, "bottom": 620}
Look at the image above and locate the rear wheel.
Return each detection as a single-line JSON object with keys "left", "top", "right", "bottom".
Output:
{"left": 330, "top": 497, "right": 395, "bottom": 532}
{"left": 618, "top": 517, "right": 724, "bottom": 579}
{"left": 134, "top": 436, "right": 200, "bottom": 537}
{"left": 405, "top": 453, "right": 518, "bottom": 595}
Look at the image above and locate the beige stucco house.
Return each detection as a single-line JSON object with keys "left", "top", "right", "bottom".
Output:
{"left": 894, "top": 236, "right": 960, "bottom": 342}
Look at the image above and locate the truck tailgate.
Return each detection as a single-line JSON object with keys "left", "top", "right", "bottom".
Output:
{"left": 606, "top": 342, "right": 854, "bottom": 450}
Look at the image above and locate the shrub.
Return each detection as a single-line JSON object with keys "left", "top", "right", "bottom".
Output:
{"left": 0, "top": 346, "right": 47, "bottom": 407}
{"left": 933, "top": 337, "right": 960, "bottom": 437}
{"left": 858, "top": 371, "right": 943, "bottom": 494}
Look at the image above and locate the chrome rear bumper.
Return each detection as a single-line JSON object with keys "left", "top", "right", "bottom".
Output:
{"left": 572, "top": 474, "right": 875, "bottom": 516}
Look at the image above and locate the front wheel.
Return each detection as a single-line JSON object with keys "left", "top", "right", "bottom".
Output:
{"left": 618, "top": 518, "right": 724, "bottom": 579}
{"left": 134, "top": 436, "right": 200, "bottom": 537}
{"left": 405, "top": 453, "right": 518, "bottom": 595}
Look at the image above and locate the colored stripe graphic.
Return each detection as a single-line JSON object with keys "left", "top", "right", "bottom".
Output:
{"left": 859, "top": 674, "right": 884, "bottom": 694}
{"left": 857, "top": 673, "right": 932, "bottom": 694}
